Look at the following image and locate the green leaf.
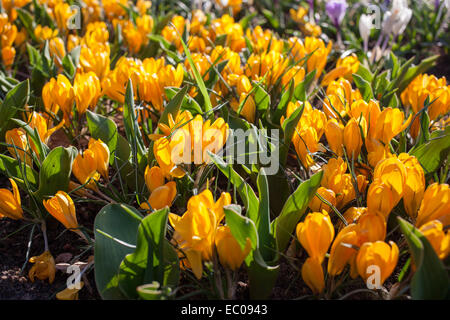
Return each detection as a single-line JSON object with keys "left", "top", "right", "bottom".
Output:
{"left": 62, "top": 54, "right": 76, "bottom": 79}
{"left": 224, "top": 204, "right": 279, "bottom": 299}
{"left": 35, "top": 146, "right": 76, "bottom": 199}
{"left": 0, "top": 154, "right": 39, "bottom": 189}
{"left": 273, "top": 80, "right": 294, "bottom": 124}
{"left": 17, "top": 9, "right": 37, "bottom": 42}
{"left": 136, "top": 282, "right": 173, "bottom": 300}
{"left": 356, "top": 64, "right": 374, "bottom": 83}
{"left": 0, "top": 80, "right": 30, "bottom": 137}
{"left": 118, "top": 207, "right": 179, "bottom": 299}
{"left": 397, "top": 55, "right": 439, "bottom": 93}
{"left": 12, "top": 118, "right": 50, "bottom": 160}
{"left": 353, "top": 74, "right": 374, "bottom": 101}
{"left": 256, "top": 169, "right": 275, "bottom": 261}
{"left": 160, "top": 86, "right": 190, "bottom": 125}
{"left": 262, "top": 9, "right": 280, "bottom": 29}
{"left": 415, "top": 111, "right": 431, "bottom": 148}
{"left": 224, "top": 204, "right": 258, "bottom": 251}
{"left": 272, "top": 171, "right": 323, "bottom": 252}
{"left": 247, "top": 249, "right": 279, "bottom": 300}
{"left": 94, "top": 204, "right": 143, "bottom": 299}
{"left": 410, "top": 126, "right": 450, "bottom": 174}
{"left": 280, "top": 103, "right": 304, "bottom": 165}
{"left": 123, "top": 79, "right": 146, "bottom": 160}
{"left": 294, "top": 70, "right": 316, "bottom": 102}
{"left": 254, "top": 83, "right": 270, "bottom": 112}
{"left": 239, "top": 12, "right": 257, "bottom": 29}
{"left": 178, "top": 32, "right": 213, "bottom": 114}
{"left": 86, "top": 110, "right": 118, "bottom": 165}
{"left": 209, "top": 152, "right": 259, "bottom": 222}
{"left": 164, "top": 87, "right": 202, "bottom": 115}
{"left": 397, "top": 217, "right": 449, "bottom": 300}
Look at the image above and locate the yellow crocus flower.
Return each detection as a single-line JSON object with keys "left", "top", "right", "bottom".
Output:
{"left": 419, "top": 220, "right": 450, "bottom": 260}
{"left": 141, "top": 166, "right": 177, "bottom": 211}
{"left": 88, "top": 138, "right": 110, "bottom": 180}
{"left": 215, "top": 225, "right": 251, "bottom": 270}
{"left": 302, "top": 257, "right": 325, "bottom": 294}
{"left": 296, "top": 210, "right": 335, "bottom": 263}
{"left": 356, "top": 241, "right": 399, "bottom": 288}
{"left": 0, "top": 178, "right": 23, "bottom": 220}
{"left": 43, "top": 191, "right": 80, "bottom": 235}
{"left": 415, "top": 183, "right": 450, "bottom": 228}
{"left": 28, "top": 250, "right": 56, "bottom": 284}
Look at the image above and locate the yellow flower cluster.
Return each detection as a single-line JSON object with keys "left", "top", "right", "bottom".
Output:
{"left": 401, "top": 74, "right": 450, "bottom": 137}
{"left": 169, "top": 189, "right": 250, "bottom": 279}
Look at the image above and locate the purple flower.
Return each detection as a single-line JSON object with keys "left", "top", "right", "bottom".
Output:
{"left": 434, "top": 0, "right": 441, "bottom": 11}
{"left": 326, "top": 0, "right": 348, "bottom": 28}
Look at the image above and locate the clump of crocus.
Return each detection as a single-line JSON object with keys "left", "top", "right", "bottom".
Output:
{"left": 169, "top": 189, "right": 247, "bottom": 279}
{"left": 72, "top": 138, "right": 110, "bottom": 189}
{"left": 153, "top": 111, "right": 229, "bottom": 178}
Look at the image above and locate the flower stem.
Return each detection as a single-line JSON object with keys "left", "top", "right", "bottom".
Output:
{"left": 41, "top": 221, "right": 49, "bottom": 252}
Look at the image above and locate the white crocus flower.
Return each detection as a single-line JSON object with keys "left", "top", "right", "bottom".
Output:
{"left": 382, "top": 0, "right": 412, "bottom": 36}
{"left": 359, "top": 14, "right": 373, "bottom": 52}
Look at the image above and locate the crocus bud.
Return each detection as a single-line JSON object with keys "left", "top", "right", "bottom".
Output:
{"left": 373, "top": 156, "right": 406, "bottom": 207}
{"left": 42, "top": 74, "right": 74, "bottom": 118}
{"left": 5, "top": 128, "right": 32, "bottom": 167}
{"left": 356, "top": 241, "right": 399, "bottom": 287}
{"left": 43, "top": 191, "right": 81, "bottom": 236}
{"left": 344, "top": 117, "right": 365, "bottom": 160}
{"left": 142, "top": 181, "right": 177, "bottom": 211}
{"left": 302, "top": 257, "right": 325, "bottom": 294}
{"left": 145, "top": 166, "right": 165, "bottom": 193}
{"left": 49, "top": 37, "right": 65, "bottom": 67}
{"left": 327, "top": 224, "right": 360, "bottom": 276}
{"left": 1, "top": 46, "right": 15, "bottom": 68}
{"left": 357, "top": 212, "right": 387, "bottom": 243}
{"left": 237, "top": 92, "right": 256, "bottom": 123}
{"left": 419, "top": 220, "right": 449, "bottom": 260}
{"left": 88, "top": 138, "right": 110, "bottom": 179}
{"left": 72, "top": 149, "right": 100, "bottom": 189}
{"left": 215, "top": 225, "right": 251, "bottom": 270}
{"left": 341, "top": 207, "right": 366, "bottom": 229}
{"left": 28, "top": 250, "right": 56, "bottom": 284}
{"left": 296, "top": 211, "right": 335, "bottom": 262}
{"left": 374, "top": 107, "right": 411, "bottom": 145}
{"left": 309, "top": 187, "right": 336, "bottom": 213}
{"left": 415, "top": 183, "right": 450, "bottom": 228}
{"left": 359, "top": 14, "right": 373, "bottom": 51}
{"left": 0, "top": 178, "right": 23, "bottom": 220}
{"left": 325, "top": 119, "right": 344, "bottom": 156}
{"left": 326, "top": 0, "right": 348, "bottom": 28}
{"left": 73, "top": 72, "right": 101, "bottom": 115}
{"left": 367, "top": 179, "right": 395, "bottom": 220}
{"left": 399, "top": 153, "right": 425, "bottom": 219}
